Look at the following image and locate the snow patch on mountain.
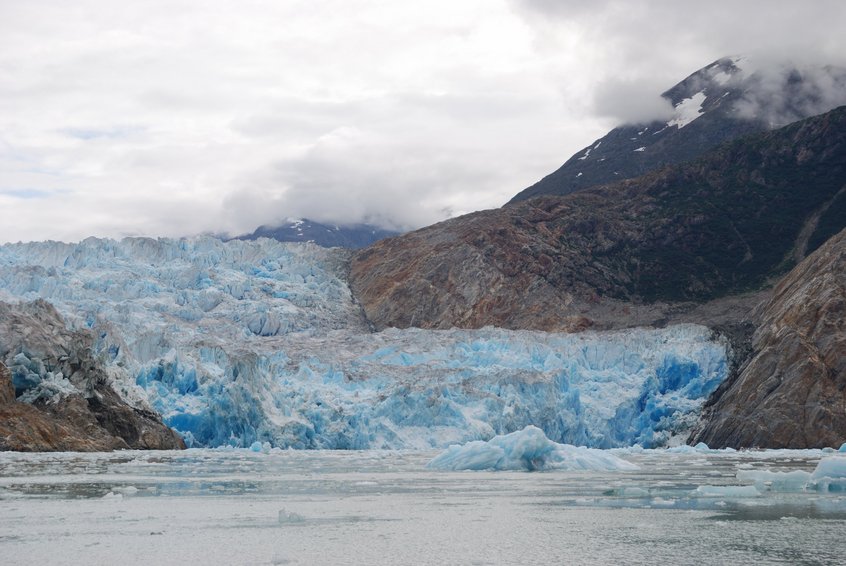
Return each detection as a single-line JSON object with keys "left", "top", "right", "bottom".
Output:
{"left": 668, "top": 92, "right": 707, "bottom": 129}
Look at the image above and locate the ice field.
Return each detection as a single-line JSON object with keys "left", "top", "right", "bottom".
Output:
{"left": 1, "top": 445, "right": 846, "bottom": 565}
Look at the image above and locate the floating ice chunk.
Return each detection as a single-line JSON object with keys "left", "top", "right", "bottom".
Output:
{"left": 809, "top": 456, "right": 846, "bottom": 492}
{"left": 839, "top": 442, "right": 846, "bottom": 453}
{"left": 736, "top": 469, "right": 812, "bottom": 492}
{"left": 667, "top": 442, "right": 709, "bottom": 454}
{"left": 249, "top": 441, "right": 263, "bottom": 452}
{"left": 427, "top": 426, "right": 637, "bottom": 472}
{"left": 693, "top": 485, "right": 760, "bottom": 498}
{"left": 278, "top": 509, "right": 305, "bottom": 524}
{"left": 610, "top": 486, "right": 649, "bottom": 498}
{"left": 633, "top": 147, "right": 646, "bottom": 152}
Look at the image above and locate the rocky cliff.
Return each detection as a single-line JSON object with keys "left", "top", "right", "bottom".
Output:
{"left": 0, "top": 300, "right": 185, "bottom": 451}
{"left": 350, "top": 106, "right": 846, "bottom": 332}
{"left": 691, "top": 228, "right": 846, "bottom": 449}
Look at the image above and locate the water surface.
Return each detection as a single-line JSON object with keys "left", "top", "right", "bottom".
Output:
{"left": 1, "top": 448, "right": 844, "bottom": 565}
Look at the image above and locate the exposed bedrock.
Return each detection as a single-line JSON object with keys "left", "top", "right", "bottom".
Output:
{"left": 0, "top": 300, "right": 185, "bottom": 451}
{"left": 692, "top": 228, "right": 846, "bottom": 448}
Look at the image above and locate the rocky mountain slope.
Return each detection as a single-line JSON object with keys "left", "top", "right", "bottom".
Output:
{"left": 510, "top": 58, "right": 846, "bottom": 202}
{"left": 236, "top": 218, "right": 399, "bottom": 249}
{"left": 0, "top": 300, "right": 185, "bottom": 451}
{"left": 350, "top": 105, "right": 846, "bottom": 332}
{"left": 692, "top": 228, "right": 846, "bottom": 449}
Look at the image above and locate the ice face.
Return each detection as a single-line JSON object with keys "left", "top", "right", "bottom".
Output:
{"left": 0, "top": 237, "right": 730, "bottom": 449}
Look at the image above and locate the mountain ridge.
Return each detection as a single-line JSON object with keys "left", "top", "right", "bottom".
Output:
{"left": 509, "top": 57, "right": 846, "bottom": 203}
{"left": 235, "top": 218, "right": 400, "bottom": 249}
{"left": 350, "top": 105, "right": 846, "bottom": 332}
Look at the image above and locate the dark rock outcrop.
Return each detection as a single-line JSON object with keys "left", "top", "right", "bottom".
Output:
{"left": 0, "top": 300, "right": 185, "bottom": 451}
{"left": 691, "top": 228, "right": 846, "bottom": 449}
{"left": 350, "top": 106, "right": 846, "bottom": 332}
{"left": 236, "top": 218, "right": 400, "bottom": 249}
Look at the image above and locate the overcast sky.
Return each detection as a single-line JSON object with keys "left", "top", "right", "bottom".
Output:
{"left": 1, "top": 0, "right": 845, "bottom": 243}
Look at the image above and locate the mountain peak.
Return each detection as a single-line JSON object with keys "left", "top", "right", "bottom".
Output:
{"left": 509, "top": 57, "right": 846, "bottom": 203}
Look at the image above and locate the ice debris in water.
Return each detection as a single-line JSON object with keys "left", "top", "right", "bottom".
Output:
{"left": 732, "top": 455, "right": 846, "bottom": 494}
{"left": 278, "top": 509, "right": 305, "bottom": 524}
{"left": 810, "top": 456, "right": 846, "bottom": 492}
{"left": 693, "top": 485, "right": 760, "bottom": 498}
{"left": 427, "top": 426, "right": 638, "bottom": 472}
{"left": 0, "top": 237, "right": 730, "bottom": 450}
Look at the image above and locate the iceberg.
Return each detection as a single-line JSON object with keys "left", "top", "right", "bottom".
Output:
{"left": 809, "top": 456, "right": 846, "bottom": 492}
{"left": 427, "top": 426, "right": 638, "bottom": 471}
{"left": 0, "top": 237, "right": 731, "bottom": 450}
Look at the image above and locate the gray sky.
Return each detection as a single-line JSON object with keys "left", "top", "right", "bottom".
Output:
{"left": 1, "top": 0, "right": 845, "bottom": 242}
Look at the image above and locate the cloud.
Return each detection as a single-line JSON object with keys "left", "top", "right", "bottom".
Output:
{"left": 1, "top": 0, "right": 845, "bottom": 242}
{"left": 733, "top": 60, "right": 846, "bottom": 127}
{"left": 592, "top": 79, "right": 675, "bottom": 125}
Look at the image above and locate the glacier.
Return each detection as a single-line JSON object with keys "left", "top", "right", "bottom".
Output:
{"left": 0, "top": 237, "right": 729, "bottom": 450}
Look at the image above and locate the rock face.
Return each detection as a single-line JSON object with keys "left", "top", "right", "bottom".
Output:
{"left": 350, "top": 106, "right": 846, "bottom": 332}
{"left": 510, "top": 58, "right": 846, "bottom": 203}
{"left": 692, "top": 228, "right": 846, "bottom": 449}
{"left": 0, "top": 300, "right": 185, "bottom": 451}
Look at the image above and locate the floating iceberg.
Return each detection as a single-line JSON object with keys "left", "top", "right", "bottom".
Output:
{"left": 730, "top": 455, "right": 846, "bottom": 494}
{"left": 427, "top": 426, "right": 638, "bottom": 471}
{"left": 0, "top": 237, "right": 730, "bottom": 450}
{"left": 809, "top": 456, "right": 846, "bottom": 492}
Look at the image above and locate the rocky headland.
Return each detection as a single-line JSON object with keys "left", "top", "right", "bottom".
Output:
{"left": 693, "top": 228, "right": 846, "bottom": 448}
{"left": 0, "top": 300, "right": 184, "bottom": 451}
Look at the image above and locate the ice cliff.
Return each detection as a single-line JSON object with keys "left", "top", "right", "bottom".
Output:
{"left": 0, "top": 237, "right": 729, "bottom": 450}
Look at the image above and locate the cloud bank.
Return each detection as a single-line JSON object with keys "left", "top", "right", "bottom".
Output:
{"left": 1, "top": 0, "right": 845, "bottom": 242}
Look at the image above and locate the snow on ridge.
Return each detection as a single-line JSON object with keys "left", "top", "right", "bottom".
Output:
{"left": 0, "top": 238, "right": 730, "bottom": 451}
{"left": 668, "top": 92, "right": 707, "bottom": 129}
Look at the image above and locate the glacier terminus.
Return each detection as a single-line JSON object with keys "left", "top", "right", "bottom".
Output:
{"left": 0, "top": 237, "right": 729, "bottom": 450}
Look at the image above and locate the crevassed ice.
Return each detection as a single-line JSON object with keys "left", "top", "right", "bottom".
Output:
{"left": 0, "top": 237, "right": 729, "bottom": 450}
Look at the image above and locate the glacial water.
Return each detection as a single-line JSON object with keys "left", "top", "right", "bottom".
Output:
{"left": 1, "top": 448, "right": 845, "bottom": 565}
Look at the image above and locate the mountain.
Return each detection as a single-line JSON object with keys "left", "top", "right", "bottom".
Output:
{"left": 509, "top": 57, "right": 846, "bottom": 203}
{"left": 235, "top": 218, "right": 400, "bottom": 249}
{"left": 0, "top": 300, "right": 184, "bottom": 451}
{"left": 349, "top": 105, "right": 846, "bottom": 332}
{"left": 692, "top": 227, "right": 846, "bottom": 449}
